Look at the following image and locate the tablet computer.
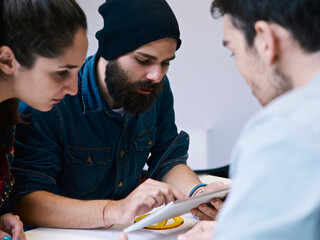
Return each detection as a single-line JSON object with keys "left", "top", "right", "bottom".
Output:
{"left": 124, "top": 187, "right": 230, "bottom": 233}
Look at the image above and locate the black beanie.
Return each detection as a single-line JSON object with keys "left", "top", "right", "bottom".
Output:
{"left": 96, "top": 0, "right": 181, "bottom": 61}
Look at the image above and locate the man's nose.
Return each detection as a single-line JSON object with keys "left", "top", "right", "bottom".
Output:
{"left": 146, "top": 64, "right": 164, "bottom": 83}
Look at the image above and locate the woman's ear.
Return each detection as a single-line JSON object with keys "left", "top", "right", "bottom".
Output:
{"left": 0, "top": 46, "right": 17, "bottom": 75}
{"left": 254, "top": 21, "right": 278, "bottom": 66}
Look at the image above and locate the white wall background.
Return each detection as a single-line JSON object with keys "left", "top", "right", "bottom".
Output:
{"left": 76, "top": 0, "right": 261, "bottom": 170}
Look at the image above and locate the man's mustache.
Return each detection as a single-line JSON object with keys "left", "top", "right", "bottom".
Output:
{"left": 131, "top": 79, "right": 163, "bottom": 91}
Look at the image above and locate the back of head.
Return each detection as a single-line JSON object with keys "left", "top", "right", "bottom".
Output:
{"left": 96, "top": 0, "right": 181, "bottom": 61}
{"left": 211, "top": 0, "right": 320, "bottom": 53}
{"left": 1, "top": 0, "right": 87, "bottom": 68}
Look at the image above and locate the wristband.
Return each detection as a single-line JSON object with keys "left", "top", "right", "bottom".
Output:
{"left": 189, "top": 183, "right": 207, "bottom": 197}
{"left": 102, "top": 200, "right": 114, "bottom": 229}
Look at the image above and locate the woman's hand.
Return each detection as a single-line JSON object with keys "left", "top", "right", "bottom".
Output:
{"left": 0, "top": 213, "right": 26, "bottom": 240}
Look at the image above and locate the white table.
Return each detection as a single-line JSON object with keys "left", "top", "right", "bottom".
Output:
{"left": 25, "top": 175, "right": 231, "bottom": 240}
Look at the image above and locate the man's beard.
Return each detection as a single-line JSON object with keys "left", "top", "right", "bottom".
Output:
{"left": 104, "top": 59, "right": 164, "bottom": 114}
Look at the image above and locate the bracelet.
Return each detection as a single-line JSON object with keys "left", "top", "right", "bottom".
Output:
{"left": 102, "top": 200, "right": 114, "bottom": 229}
{"left": 189, "top": 183, "right": 207, "bottom": 197}
{"left": 194, "top": 187, "right": 205, "bottom": 197}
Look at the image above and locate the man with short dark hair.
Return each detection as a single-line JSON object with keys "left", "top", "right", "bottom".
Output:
{"left": 174, "top": 0, "right": 320, "bottom": 239}
{"left": 11, "top": 0, "right": 224, "bottom": 229}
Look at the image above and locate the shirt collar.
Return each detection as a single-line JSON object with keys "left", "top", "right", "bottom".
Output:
{"left": 265, "top": 70, "right": 320, "bottom": 112}
{"left": 80, "top": 54, "right": 110, "bottom": 115}
{"left": 79, "top": 54, "right": 133, "bottom": 119}
{"left": 307, "top": 70, "right": 320, "bottom": 89}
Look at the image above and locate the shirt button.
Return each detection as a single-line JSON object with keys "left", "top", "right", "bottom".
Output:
{"left": 118, "top": 182, "right": 123, "bottom": 187}
{"left": 148, "top": 139, "right": 152, "bottom": 146}
{"left": 87, "top": 155, "right": 93, "bottom": 164}
{"left": 120, "top": 150, "right": 125, "bottom": 158}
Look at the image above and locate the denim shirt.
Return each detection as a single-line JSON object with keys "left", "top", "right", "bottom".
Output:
{"left": 12, "top": 54, "right": 189, "bottom": 203}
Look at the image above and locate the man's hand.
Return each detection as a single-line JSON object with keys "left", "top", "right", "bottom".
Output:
{"left": 118, "top": 232, "right": 129, "bottom": 240}
{"left": 191, "top": 182, "right": 229, "bottom": 220}
{"left": 177, "top": 220, "right": 217, "bottom": 240}
{"left": 106, "top": 178, "right": 186, "bottom": 225}
{"left": 0, "top": 213, "right": 26, "bottom": 240}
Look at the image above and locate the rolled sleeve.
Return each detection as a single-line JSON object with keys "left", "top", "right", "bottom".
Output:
{"left": 150, "top": 132, "right": 189, "bottom": 180}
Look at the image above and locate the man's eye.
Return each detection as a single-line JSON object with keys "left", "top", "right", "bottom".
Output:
{"left": 161, "top": 62, "right": 170, "bottom": 67}
{"left": 136, "top": 58, "right": 149, "bottom": 64}
{"left": 57, "top": 70, "right": 69, "bottom": 78}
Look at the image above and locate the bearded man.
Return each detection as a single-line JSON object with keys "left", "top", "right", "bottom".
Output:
{"left": 11, "top": 0, "right": 224, "bottom": 229}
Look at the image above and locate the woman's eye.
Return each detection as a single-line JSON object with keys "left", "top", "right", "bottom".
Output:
{"left": 57, "top": 70, "right": 69, "bottom": 78}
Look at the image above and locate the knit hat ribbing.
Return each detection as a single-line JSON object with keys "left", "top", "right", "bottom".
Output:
{"left": 96, "top": 0, "right": 181, "bottom": 60}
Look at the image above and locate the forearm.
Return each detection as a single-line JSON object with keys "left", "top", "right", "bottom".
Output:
{"left": 162, "top": 164, "right": 201, "bottom": 196}
{"left": 14, "top": 191, "right": 107, "bottom": 228}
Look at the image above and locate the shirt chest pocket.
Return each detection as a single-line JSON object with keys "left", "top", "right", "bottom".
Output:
{"left": 61, "top": 146, "right": 110, "bottom": 196}
{"left": 133, "top": 127, "right": 157, "bottom": 178}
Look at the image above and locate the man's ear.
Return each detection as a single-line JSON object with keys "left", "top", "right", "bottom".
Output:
{"left": 254, "top": 21, "right": 278, "bottom": 66}
{"left": 0, "top": 46, "right": 17, "bottom": 75}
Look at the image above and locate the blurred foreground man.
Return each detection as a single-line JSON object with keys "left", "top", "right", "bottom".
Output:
{"left": 176, "top": 0, "right": 320, "bottom": 239}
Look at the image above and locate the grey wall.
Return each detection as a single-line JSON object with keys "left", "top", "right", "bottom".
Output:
{"left": 76, "top": 0, "right": 261, "bottom": 169}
